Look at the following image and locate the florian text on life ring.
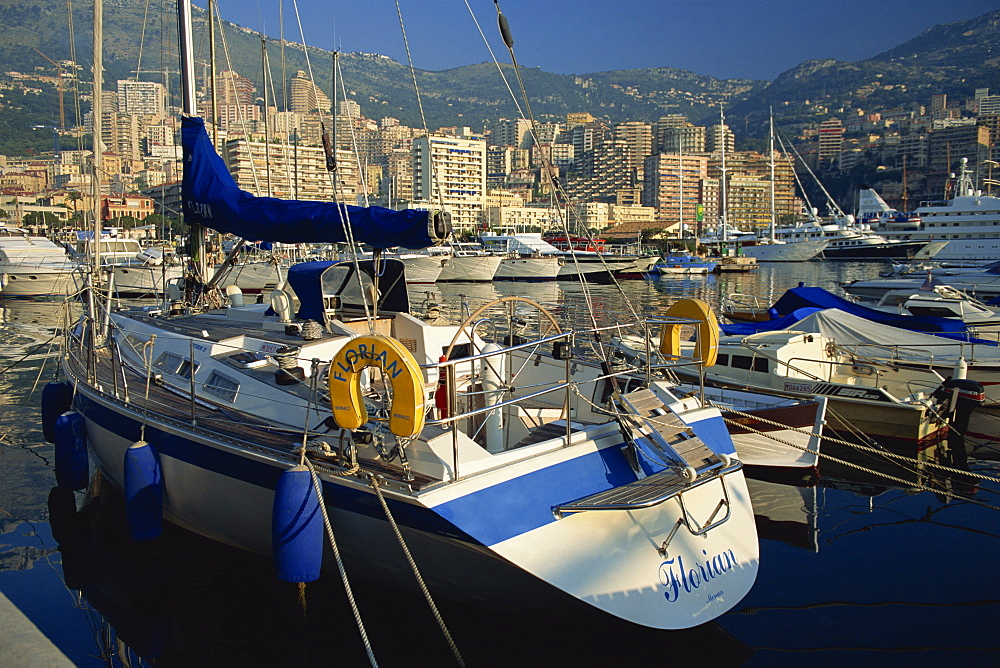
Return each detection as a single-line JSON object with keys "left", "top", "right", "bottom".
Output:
{"left": 328, "top": 333, "right": 426, "bottom": 438}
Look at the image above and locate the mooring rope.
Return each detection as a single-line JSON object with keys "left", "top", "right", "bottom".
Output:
{"left": 719, "top": 405, "right": 1000, "bottom": 485}
{"left": 369, "top": 475, "right": 465, "bottom": 667}
{"left": 718, "top": 410, "right": 1000, "bottom": 510}
{"left": 302, "top": 458, "right": 378, "bottom": 667}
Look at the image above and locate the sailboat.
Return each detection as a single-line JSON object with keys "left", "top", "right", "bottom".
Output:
{"left": 48, "top": 0, "right": 758, "bottom": 632}
{"left": 741, "top": 112, "right": 828, "bottom": 263}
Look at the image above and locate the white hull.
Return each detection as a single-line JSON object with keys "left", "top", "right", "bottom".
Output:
{"left": 69, "top": 358, "right": 757, "bottom": 629}
{"left": 399, "top": 256, "right": 445, "bottom": 283}
{"left": 923, "top": 239, "right": 1000, "bottom": 264}
{"left": 619, "top": 256, "right": 662, "bottom": 275}
{"left": 111, "top": 264, "right": 184, "bottom": 295}
{"left": 741, "top": 240, "right": 829, "bottom": 262}
{"left": 437, "top": 254, "right": 501, "bottom": 282}
{"left": 0, "top": 267, "right": 77, "bottom": 297}
{"left": 968, "top": 407, "right": 1000, "bottom": 456}
{"left": 494, "top": 256, "right": 561, "bottom": 281}
{"left": 612, "top": 340, "right": 825, "bottom": 468}
{"left": 658, "top": 266, "right": 713, "bottom": 275}
{"left": 56, "top": 257, "right": 760, "bottom": 629}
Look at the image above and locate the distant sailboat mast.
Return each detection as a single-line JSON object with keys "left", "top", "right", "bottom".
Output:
{"left": 678, "top": 146, "right": 684, "bottom": 241}
{"left": 768, "top": 108, "right": 776, "bottom": 244}
{"left": 719, "top": 105, "right": 728, "bottom": 245}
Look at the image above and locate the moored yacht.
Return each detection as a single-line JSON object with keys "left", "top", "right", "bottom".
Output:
{"left": 423, "top": 242, "right": 501, "bottom": 282}
{"left": 0, "top": 226, "right": 79, "bottom": 297}
{"left": 857, "top": 159, "right": 1000, "bottom": 263}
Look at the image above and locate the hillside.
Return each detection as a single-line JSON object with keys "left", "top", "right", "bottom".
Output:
{"left": 0, "top": 1, "right": 998, "bottom": 143}
{"left": 0, "top": 0, "right": 764, "bottom": 129}
{"left": 729, "top": 9, "right": 1000, "bottom": 136}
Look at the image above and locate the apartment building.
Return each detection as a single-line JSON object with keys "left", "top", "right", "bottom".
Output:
{"left": 224, "top": 137, "right": 361, "bottom": 202}
{"left": 641, "top": 153, "right": 709, "bottom": 227}
{"left": 412, "top": 132, "right": 487, "bottom": 231}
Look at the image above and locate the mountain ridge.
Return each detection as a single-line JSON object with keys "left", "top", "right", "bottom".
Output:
{"left": 0, "top": 2, "right": 998, "bottom": 134}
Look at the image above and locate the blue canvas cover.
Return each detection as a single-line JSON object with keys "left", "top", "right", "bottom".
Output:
{"left": 768, "top": 287, "right": 969, "bottom": 334}
{"left": 286, "top": 259, "right": 409, "bottom": 322}
{"left": 721, "top": 307, "right": 823, "bottom": 336}
{"left": 181, "top": 116, "right": 447, "bottom": 249}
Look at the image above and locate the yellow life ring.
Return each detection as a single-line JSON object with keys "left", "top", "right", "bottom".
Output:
{"left": 658, "top": 298, "right": 719, "bottom": 367}
{"left": 328, "top": 333, "right": 426, "bottom": 438}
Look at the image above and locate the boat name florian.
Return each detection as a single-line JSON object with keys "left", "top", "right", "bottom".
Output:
{"left": 658, "top": 548, "right": 739, "bottom": 603}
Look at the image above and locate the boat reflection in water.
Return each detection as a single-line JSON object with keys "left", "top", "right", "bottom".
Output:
{"left": 50, "top": 475, "right": 752, "bottom": 666}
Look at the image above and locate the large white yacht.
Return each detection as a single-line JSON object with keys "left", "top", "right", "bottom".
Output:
{"left": 857, "top": 158, "right": 1000, "bottom": 263}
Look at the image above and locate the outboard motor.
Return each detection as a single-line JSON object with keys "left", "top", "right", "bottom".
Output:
{"left": 932, "top": 378, "right": 986, "bottom": 469}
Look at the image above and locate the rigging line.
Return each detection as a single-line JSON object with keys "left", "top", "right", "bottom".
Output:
{"left": 369, "top": 475, "right": 466, "bottom": 667}
{"left": 335, "top": 57, "right": 371, "bottom": 207}
{"left": 488, "top": 2, "right": 606, "bottom": 334}
{"left": 302, "top": 459, "right": 378, "bottom": 667}
{"left": 133, "top": 0, "right": 152, "bottom": 82}
{"left": 782, "top": 127, "right": 846, "bottom": 218}
{"left": 392, "top": 1, "right": 445, "bottom": 212}
{"left": 323, "top": 57, "right": 375, "bottom": 329}
{"left": 775, "top": 131, "right": 818, "bottom": 221}
{"left": 279, "top": 0, "right": 286, "bottom": 111}
{"left": 461, "top": 0, "right": 525, "bottom": 119}
{"left": 212, "top": 7, "right": 264, "bottom": 195}
{"left": 262, "top": 39, "right": 273, "bottom": 197}
{"left": 289, "top": 0, "right": 326, "bottom": 138}
{"left": 719, "top": 405, "right": 1000, "bottom": 485}
{"left": 487, "top": 2, "right": 642, "bottom": 324}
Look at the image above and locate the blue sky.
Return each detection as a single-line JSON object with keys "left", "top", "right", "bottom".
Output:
{"left": 200, "top": 0, "right": 1000, "bottom": 80}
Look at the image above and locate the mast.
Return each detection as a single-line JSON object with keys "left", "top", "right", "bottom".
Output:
{"left": 91, "top": 0, "right": 102, "bottom": 276}
{"left": 768, "top": 108, "right": 776, "bottom": 243}
{"left": 178, "top": 0, "right": 207, "bottom": 288}
{"left": 719, "top": 106, "right": 728, "bottom": 244}
{"left": 262, "top": 38, "right": 272, "bottom": 197}
{"left": 901, "top": 155, "right": 909, "bottom": 211}
{"left": 208, "top": 0, "right": 218, "bottom": 146}
{"left": 678, "top": 149, "right": 684, "bottom": 243}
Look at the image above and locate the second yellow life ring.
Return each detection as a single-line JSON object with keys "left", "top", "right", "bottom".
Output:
{"left": 658, "top": 298, "right": 719, "bottom": 367}
{"left": 328, "top": 333, "right": 426, "bottom": 438}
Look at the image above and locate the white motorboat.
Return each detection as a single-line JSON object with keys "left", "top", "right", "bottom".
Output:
{"left": 481, "top": 229, "right": 633, "bottom": 281}
{"left": 671, "top": 326, "right": 975, "bottom": 454}
{"left": 425, "top": 243, "right": 501, "bottom": 282}
{"left": 768, "top": 308, "right": 999, "bottom": 455}
{"left": 860, "top": 284, "right": 1000, "bottom": 342}
{"left": 842, "top": 261, "right": 1000, "bottom": 302}
{"left": 0, "top": 226, "right": 80, "bottom": 297}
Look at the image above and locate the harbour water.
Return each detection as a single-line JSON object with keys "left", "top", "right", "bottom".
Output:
{"left": 2, "top": 262, "right": 999, "bottom": 665}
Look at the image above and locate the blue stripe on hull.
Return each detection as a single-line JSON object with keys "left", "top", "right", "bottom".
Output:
{"left": 76, "top": 389, "right": 730, "bottom": 548}
{"left": 76, "top": 393, "right": 477, "bottom": 543}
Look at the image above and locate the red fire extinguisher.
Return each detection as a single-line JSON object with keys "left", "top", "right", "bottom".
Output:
{"left": 434, "top": 355, "right": 449, "bottom": 419}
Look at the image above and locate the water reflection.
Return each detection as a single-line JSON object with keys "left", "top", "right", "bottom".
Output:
{"left": 51, "top": 477, "right": 752, "bottom": 666}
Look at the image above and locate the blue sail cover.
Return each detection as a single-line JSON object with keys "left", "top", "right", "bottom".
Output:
{"left": 182, "top": 116, "right": 446, "bottom": 249}
{"left": 720, "top": 307, "right": 824, "bottom": 336}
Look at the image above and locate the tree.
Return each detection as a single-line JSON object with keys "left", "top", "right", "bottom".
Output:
{"left": 67, "top": 191, "right": 83, "bottom": 219}
{"left": 113, "top": 215, "right": 140, "bottom": 231}
{"left": 22, "top": 211, "right": 60, "bottom": 230}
